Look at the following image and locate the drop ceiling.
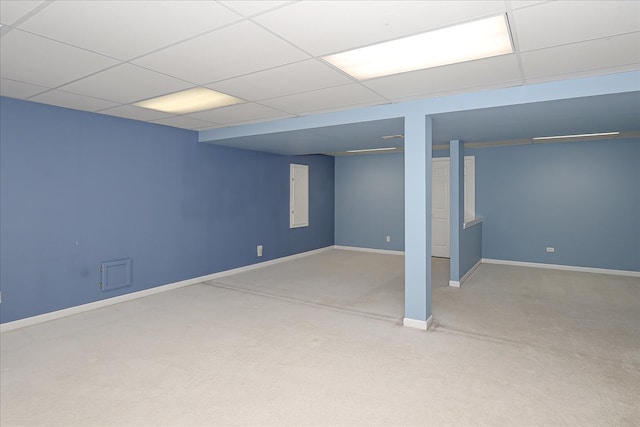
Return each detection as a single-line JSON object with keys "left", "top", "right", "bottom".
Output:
{"left": 1, "top": 1, "right": 639, "bottom": 153}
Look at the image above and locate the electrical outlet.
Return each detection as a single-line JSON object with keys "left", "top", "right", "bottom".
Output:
{"left": 546, "top": 247, "right": 555, "bottom": 253}
{"left": 257, "top": 245, "right": 263, "bottom": 257}
{"left": 386, "top": 236, "right": 391, "bottom": 242}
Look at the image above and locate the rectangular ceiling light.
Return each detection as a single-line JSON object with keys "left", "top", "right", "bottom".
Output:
{"left": 532, "top": 131, "right": 620, "bottom": 141}
{"left": 346, "top": 147, "right": 397, "bottom": 153}
{"left": 323, "top": 14, "right": 513, "bottom": 80}
{"left": 134, "top": 87, "right": 242, "bottom": 114}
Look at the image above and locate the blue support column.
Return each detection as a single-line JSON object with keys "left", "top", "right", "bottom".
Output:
{"left": 449, "top": 140, "right": 464, "bottom": 287}
{"left": 403, "top": 114, "right": 433, "bottom": 329}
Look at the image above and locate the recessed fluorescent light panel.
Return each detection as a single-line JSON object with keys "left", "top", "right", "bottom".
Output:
{"left": 532, "top": 131, "right": 620, "bottom": 141}
{"left": 134, "top": 87, "right": 242, "bottom": 114}
{"left": 346, "top": 147, "right": 397, "bottom": 153}
{"left": 323, "top": 14, "right": 513, "bottom": 80}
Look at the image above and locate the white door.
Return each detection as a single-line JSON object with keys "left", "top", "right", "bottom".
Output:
{"left": 431, "top": 159, "right": 450, "bottom": 258}
{"left": 431, "top": 157, "right": 476, "bottom": 258}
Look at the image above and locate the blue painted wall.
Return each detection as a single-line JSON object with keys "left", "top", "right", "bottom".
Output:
{"left": 470, "top": 138, "right": 639, "bottom": 271}
{"left": 334, "top": 153, "right": 404, "bottom": 251}
{"left": 334, "top": 139, "right": 638, "bottom": 272}
{"left": 461, "top": 223, "right": 482, "bottom": 275}
{"left": 0, "top": 97, "right": 334, "bottom": 323}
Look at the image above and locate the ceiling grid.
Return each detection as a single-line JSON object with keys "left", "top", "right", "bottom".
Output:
{"left": 0, "top": 0, "right": 637, "bottom": 152}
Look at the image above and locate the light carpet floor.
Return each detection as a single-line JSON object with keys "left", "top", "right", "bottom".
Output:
{"left": 1, "top": 249, "right": 638, "bottom": 426}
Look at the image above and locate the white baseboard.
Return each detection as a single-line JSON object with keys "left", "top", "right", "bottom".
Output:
{"left": 402, "top": 315, "right": 432, "bottom": 330}
{"left": 450, "top": 258, "right": 482, "bottom": 287}
{"left": 481, "top": 258, "right": 640, "bottom": 278}
{"left": 333, "top": 245, "right": 404, "bottom": 256}
{"left": 0, "top": 246, "right": 333, "bottom": 333}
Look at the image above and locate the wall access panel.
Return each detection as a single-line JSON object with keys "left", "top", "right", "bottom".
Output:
{"left": 290, "top": 163, "right": 309, "bottom": 228}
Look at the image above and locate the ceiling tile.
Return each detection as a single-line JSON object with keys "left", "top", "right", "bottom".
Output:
{"left": 363, "top": 54, "right": 523, "bottom": 101}
{"left": 17, "top": 1, "right": 242, "bottom": 60}
{"left": 218, "top": 1, "right": 289, "bottom": 17}
{"left": 0, "top": 78, "right": 48, "bottom": 98}
{"left": 521, "top": 32, "right": 640, "bottom": 81}
{"left": 525, "top": 66, "right": 640, "bottom": 86}
{"left": 98, "top": 105, "right": 172, "bottom": 122}
{"left": 0, "top": 0, "right": 44, "bottom": 25}
{"left": 255, "top": 1, "right": 507, "bottom": 56}
{"left": 133, "top": 20, "right": 309, "bottom": 85}
{"left": 29, "top": 90, "right": 120, "bottom": 112}
{"left": 509, "top": 1, "right": 550, "bottom": 9}
{"left": 260, "top": 84, "right": 387, "bottom": 115}
{"left": 513, "top": 1, "right": 640, "bottom": 52}
{"left": 151, "top": 116, "right": 215, "bottom": 130}
{"left": 0, "top": 29, "right": 119, "bottom": 88}
{"left": 60, "top": 64, "right": 194, "bottom": 104}
{"left": 187, "top": 103, "right": 292, "bottom": 125}
{"left": 206, "top": 59, "right": 353, "bottom": 101}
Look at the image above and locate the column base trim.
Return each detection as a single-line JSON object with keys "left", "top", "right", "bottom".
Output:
{"left": 402, "top": 315, "right": 433, "bottom": 330}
